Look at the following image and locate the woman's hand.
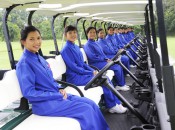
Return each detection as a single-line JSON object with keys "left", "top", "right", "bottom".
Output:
{"left": 93, "top": 70, "right": 98, "bottom": 76}
{"left": 59, "top": 89, "right": 67, "bottom": 99}
{"left": 106, "top": 59, "right": 111, "bottom": 62}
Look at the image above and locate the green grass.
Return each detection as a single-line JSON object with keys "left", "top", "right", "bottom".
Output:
{"left": 0, "top": 39, "right": 87, "bottom": 69}
{"left": 157, "top": 36, "right": 175, "bottom": 59}
{"left": 0, "top": 37, "right": 174, "bottom": 69}
{"left": 166, "top": 36, "right": 175, "bottom": 59}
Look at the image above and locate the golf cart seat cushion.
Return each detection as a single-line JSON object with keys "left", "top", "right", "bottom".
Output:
{"left": 65, "top": 86, "right": 103, "bottom": 105}
{"left": 0, "top": 70, "right": 22, "bottom": 110}
{"left": 13, "top": 114, "right": 81, "bottom": 130}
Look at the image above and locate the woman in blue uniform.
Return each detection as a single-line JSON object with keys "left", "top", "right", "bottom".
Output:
{"left": 105, "top": 27, "right": 130, "bottom": 72}
{"left": 84, "top": 26, "right": 129, "bottom": 91}
{"left": 61, "top": 25, "right": 127, "bottom": 114}
{"left": 113, "top": 27, "right": 124, "bottom": 49}
{"left": 113, "top": 27, "right": 137, "bottom": 66}
{"left": 97, "top": 28, "right": 130, "bottom": 76}
{"left": 16, "top": 25, "right": 109, "bottom": 130}
{"left": 116, "top": 27, "right": 138, "bottom": 65}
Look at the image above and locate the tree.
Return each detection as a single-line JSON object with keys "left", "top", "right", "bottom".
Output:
{"left": 38, "top": 20, "right": 53, "bottom": 40}
{"left": 7, "top": 22, "right": 20, "bottom": 41}
{"left": 164, "top": 0, "right": 175, "bottom": 35}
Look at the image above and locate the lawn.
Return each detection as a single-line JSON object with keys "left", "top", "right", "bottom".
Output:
{"left": 0, "top": 39, "right": 87, "bottom": 69}
{"left": 157, "top": 36, "right": 175, "bottom": 58}
{"left": 157, "top": 36, "right": 175, "bottom": 66}
{"left": 166, "top": 36, "right": 175, "bottom": 59}
{"left": 0, "top": 37, "right": 174, "bottom": 69}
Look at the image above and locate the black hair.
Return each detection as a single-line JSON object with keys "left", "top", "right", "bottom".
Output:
{"left": 64, "top": 25, "right": 77, "bottom": 34}
{"left": 20, "top": 25, "right": 41, "bottom": 41}
{"left": 86, "top": 26, "right": 96, "bottom": 34}
{"left": 114, "top": 27, "right": 118, "bottom": 29}
{"left": 107, "top": 26, "right": 113, "bottom": 30}
{"left": 20, "top": 25, "right": 41, "bottom": 49}
{"left": 97, "top": 28, "right": 103, "bottom": 34}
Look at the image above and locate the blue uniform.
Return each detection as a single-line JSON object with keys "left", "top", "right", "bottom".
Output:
{"left": 105, "top": 34, "right": 119, "bottom": 52}
{"left": 129, "top": 31, "right": 140, "bottom": 47}
{"left": 61, "top": 40, "right": 121, "bottom": 108}
{"left": 118, "top": 33, "right": 138, "bottom": 61}
{"left": 105, "top": 35, "right": 130, "bottom": 73}
{"left": 113, "top": 34, "right": 124, "bottom": 49}
{"left": 16, "top": 49, "right": 109, "bottom": 130}
{"left": 97, "top": 38, "right": 116, "bottom": 59}
{"left": 84, "top": 39, "right": 125, "bottom": 86}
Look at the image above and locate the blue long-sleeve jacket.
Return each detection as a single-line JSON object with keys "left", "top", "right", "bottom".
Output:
{"left": 129, "top": 31, "right": 135, "bottom": 39}
{"left": 113, "top": 34, "right": 124, "bottom": 48}
{"left": 122, "top": 33, "right": 130, "bottom": 43}
{"left": 117, "top": 33, "right": 128, "bottom": 45}
{"left": 83, "top": 39, "right": 108, "bottom": 64}
{"left": 106, "top": 34, "right": 119, "bottom": 52}
{"left": 97, "top": 38, "right": 116, "bottom": 59}
{"left": 16, "top": 49, "right": 63, "bottom": 103}
{"left": 61, "top": 40, "right": 94, "bottom": 84}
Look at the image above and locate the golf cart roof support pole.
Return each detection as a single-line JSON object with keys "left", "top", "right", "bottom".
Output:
{"left": 82, "top": 19, "right": 87, "bottom": 40}
{"left": 101, "top": 21, "right": 105, "bottom": 32}
{"left": 28, "top": 11, "right": 35, "bottom": 26}
{"left": 149, "top": 0, "right": 157, "bottom": 49}
{"left": 3, "top": 5, "right": 20, "bottom": 69}
{"left": 155, "top": 1, "right": 169, "bottom": 66}
{"left": 76, "top": 17, "right": 84, "bottom": 47}
{"left": 145, "top": 5, "right": 151, "bottom": 46}
{"left": 104, "top": 22, "right": 107, "bottom": 35}
{"left": 149, "top": 0, "right": 163, "bottom": 92}
{"left": 63, "top": 17, "right": 69, "bottom": 28}
{"left": 155, "top": 0, "right": 175, "bottom": 129}
{"left": 101, "top": 21, "right": 104, "bottom": 27}
{"left": 28, "top": 10, "right": 43, "bottom": 56}
{"left": 90, "top": 20, "right": 96, "bottom": 26}
{"left": 144, "top": 22, "right": 147, "bottom": 38}
{"left": 140, "top": 25, "right": 144, "bottom": 36}
{"left": 145, "top": 4, "right": 154, "bottom": 68}
{"left": 51, "top": 13, "right": 62, "bottom": 55}
{"left": 94, "top": 21, "right": 97, "bottom": 29}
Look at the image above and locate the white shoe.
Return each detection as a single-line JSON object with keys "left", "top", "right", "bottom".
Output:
{"left": 123, "top": 85, "right": 130, "bottom": 88}
{"left": 118, "top": 104, "right": 127, "bottom": 113}
{"left": 125, "top": 74, "right": 130, "bottom": 77}
{"left": 130, "top": 65, "right": 136, "bottom": 67}
{"left": 115, "top": 85, "right": 130, "bottom": 91}
{"left": 115, "top": 87, "right": 120, "bottom": 90}
{"left": 136, "top": 57, "right": 140, "bottom": 61}
{"left": 109, "top": 104, "right": 127, "bottom": 114}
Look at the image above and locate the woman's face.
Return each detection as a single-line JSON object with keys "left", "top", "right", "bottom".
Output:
{"left": 65, "top": 30, "right": 77, "bottom": 43}
{"left": 22, "top": 31, "right": 42, "bottom": 53}
{"left": 108, "top": 28, "right": 114, "bottom": 35}
{"left": 98, "top": 30, "right": 105, "bottom": 39}
{"left": 87, "top": 29, "right": 96, "bottom": 40}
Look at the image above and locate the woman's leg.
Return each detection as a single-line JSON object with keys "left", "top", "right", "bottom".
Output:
{"left": 110, "top": 64, "right": 125, "bottom": 86}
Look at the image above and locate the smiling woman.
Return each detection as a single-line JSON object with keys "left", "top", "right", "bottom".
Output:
{"left": 20, "top": 27, "right": 42, "bottom": 53}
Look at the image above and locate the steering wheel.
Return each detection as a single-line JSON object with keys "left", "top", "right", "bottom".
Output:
{"left": 84, "top": 61, "right": 115, "bottom": 90}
